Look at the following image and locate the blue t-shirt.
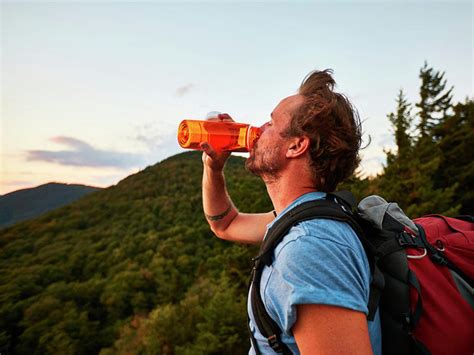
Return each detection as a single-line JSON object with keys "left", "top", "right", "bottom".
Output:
{"left": 248, "top": 192, "right": 382, "bottom": 354}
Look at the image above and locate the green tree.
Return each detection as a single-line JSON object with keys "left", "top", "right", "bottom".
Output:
{"left": 408, "top": 63, "right": 460, "bottom": 216}
{"left": 388, "top": 89, "right": 414, "bottom": 159}
{"left": 434, "top": 98, "right": 474, "bottom": 213}
{"left": 416, "top": 61, "right": 453, "bottom": 139}
{"left": 377, "top": 89, "right": 416, "bottom": 209}
{"left": 377, "top": 78, "right": 459, "bottom": 217}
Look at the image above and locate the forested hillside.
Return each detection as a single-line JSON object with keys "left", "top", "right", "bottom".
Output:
{"left": 0, "top": 183, "right": 101, "bottom": 229}
{"left": 0, "top": 152, "right": 272, "bottom": 354}
{"left": 0, "top": 63, "right": 471, "bottom": 354}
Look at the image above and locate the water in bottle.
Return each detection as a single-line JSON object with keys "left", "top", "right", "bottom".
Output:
{"left": 177, "top": 119, "right": 261, "bottom": 152}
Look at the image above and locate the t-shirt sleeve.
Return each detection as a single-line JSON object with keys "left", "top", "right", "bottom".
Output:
{"left": 262, "top": 221, "right": 371, "bottom": 334}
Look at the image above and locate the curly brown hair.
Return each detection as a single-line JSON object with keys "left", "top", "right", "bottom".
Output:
{"left": 283, "top": 69, "right": 362, "bottom": 192}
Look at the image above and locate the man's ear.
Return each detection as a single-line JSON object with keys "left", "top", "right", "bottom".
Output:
{"left": 286, "top": 136, "right": 310, "bottom": 158}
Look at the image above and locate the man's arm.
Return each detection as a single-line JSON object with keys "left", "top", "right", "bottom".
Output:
{"left": 201, "top": 141, "right": 272, "bottom": 245}
{"left": 293, "top": 304, "right": 373, "bottom": 355}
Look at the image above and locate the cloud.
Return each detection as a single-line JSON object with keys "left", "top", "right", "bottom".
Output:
{"left": 49, "top": 136, "right": 93, "bottom": 150}
{"left": 26, "top": 136, "right": 146, "bottom": 169}
{"left": 134, "top": 130, "right": 181, "bottom": 163}
{"left": 175, "top": 83, "right": 195, "bottom": 97}
{"left": 133, "top": 121, "right": 179, "bottom": 148}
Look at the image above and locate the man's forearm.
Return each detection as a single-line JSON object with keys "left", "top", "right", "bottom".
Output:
{"left": 202, "top": 165, "right": 237, "bottom": 233}
{"left": 201, "top": 150, "right": 271, "bottom": 244}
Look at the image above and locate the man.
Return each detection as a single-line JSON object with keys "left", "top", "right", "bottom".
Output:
{"left": 201, "top": 70, "right": 381, "bottom": 354}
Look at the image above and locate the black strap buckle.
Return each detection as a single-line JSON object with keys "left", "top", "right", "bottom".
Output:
{"left": 431, "top": 252, "right": 448, "bottom": 266}
{"left": 397, "top": 232, "right": 424, "bottom": 248}
{"left": 268, "top": 334, "right": 285, "bottom": 353}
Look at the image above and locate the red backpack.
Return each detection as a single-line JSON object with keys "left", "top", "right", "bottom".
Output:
{"left": 408, "top": 215, "right": 474, "bottom": 355}
{"left": 249, "top": 193, "right": 474, "bottom": 355}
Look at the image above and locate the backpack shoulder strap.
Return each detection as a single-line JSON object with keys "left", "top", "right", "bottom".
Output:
{"left": 256, "top": 195, "right": 365, "bottom": 267}
{"left": 250, "top": 195, "right": 369, "bottom": 354}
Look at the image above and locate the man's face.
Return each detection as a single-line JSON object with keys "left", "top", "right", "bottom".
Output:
{"left": 246, "top": 94, "right": 304, "bottom": 180}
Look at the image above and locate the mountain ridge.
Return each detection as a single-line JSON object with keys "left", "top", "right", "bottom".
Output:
{"left": 0, "top": 182, "right": 101, "bottom": 229}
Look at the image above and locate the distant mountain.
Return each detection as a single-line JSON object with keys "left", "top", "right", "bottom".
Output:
{"left": 0, "top": 182, "right": 101, "bottom": 228}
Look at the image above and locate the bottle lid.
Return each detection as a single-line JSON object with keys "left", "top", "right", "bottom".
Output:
{"left": 178, "top": 120, "right": 203, "bottom": 148}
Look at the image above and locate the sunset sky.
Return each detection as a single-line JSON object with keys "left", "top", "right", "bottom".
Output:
{"left": 1, "top": 1, "right": 472, "bottom": 195}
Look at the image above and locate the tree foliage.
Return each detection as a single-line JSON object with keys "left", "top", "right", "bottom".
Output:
{"left": 416, "top": 61, "right": 453, "bottom": 138}
{"left": 375, "top": 62, "right": 465, "bottom": 217}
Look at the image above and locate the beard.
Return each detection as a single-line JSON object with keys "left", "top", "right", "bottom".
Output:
{"left": 245, "top": 140, "right": 284, "bottom": 182}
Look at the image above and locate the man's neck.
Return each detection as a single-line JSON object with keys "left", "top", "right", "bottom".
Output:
{"left": 264, "top": 173, "right": 317, "bottom": 215}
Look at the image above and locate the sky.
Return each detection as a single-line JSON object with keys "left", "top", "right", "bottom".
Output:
{"left": 1, "top": 0, "right": 473, "bottom": 195}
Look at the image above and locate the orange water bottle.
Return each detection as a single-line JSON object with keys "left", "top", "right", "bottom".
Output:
{"left": 177, "top": 119, "right": 261, "bottom": 152}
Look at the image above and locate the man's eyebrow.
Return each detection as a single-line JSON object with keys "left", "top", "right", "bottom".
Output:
{"left": 271, "top": 112, "right": 274, "bottom": 119}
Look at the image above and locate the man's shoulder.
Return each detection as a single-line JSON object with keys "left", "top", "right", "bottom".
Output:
{"left": 275, "top": 217, "right": 362, "bottom": 256}
{"left": 264, "top": 216, "right": 373, "bottom": 322}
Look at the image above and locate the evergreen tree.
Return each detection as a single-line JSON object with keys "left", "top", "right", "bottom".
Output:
{"left": 434, "top": 98, "right": 474, "bottom": 214}
{"left": 388, "top": 89, "right": 414, "bottom": 159}
{"left": 377, "top": 81, "right": 460, "bottom": 217}
{"left": 377, "top": 89, "right": 416, "bottom": 210}
{"left": 416, "top": 61, "right": 454, "bottom": 139}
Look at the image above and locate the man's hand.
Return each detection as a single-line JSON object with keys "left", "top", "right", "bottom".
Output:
{"left": 201, "top": 113, "right": 233, "bottom": 171}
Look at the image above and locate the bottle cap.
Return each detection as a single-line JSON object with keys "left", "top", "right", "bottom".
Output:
{"left": 178, "top": 120, "right": 203, "bottom": 148}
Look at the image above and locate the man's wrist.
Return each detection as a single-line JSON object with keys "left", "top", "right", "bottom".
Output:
{"left": 205, "top": 163, "right": 225, "bottom": 173}
{"left": 204, "top": 165, "right": 225, "bottom": 180}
